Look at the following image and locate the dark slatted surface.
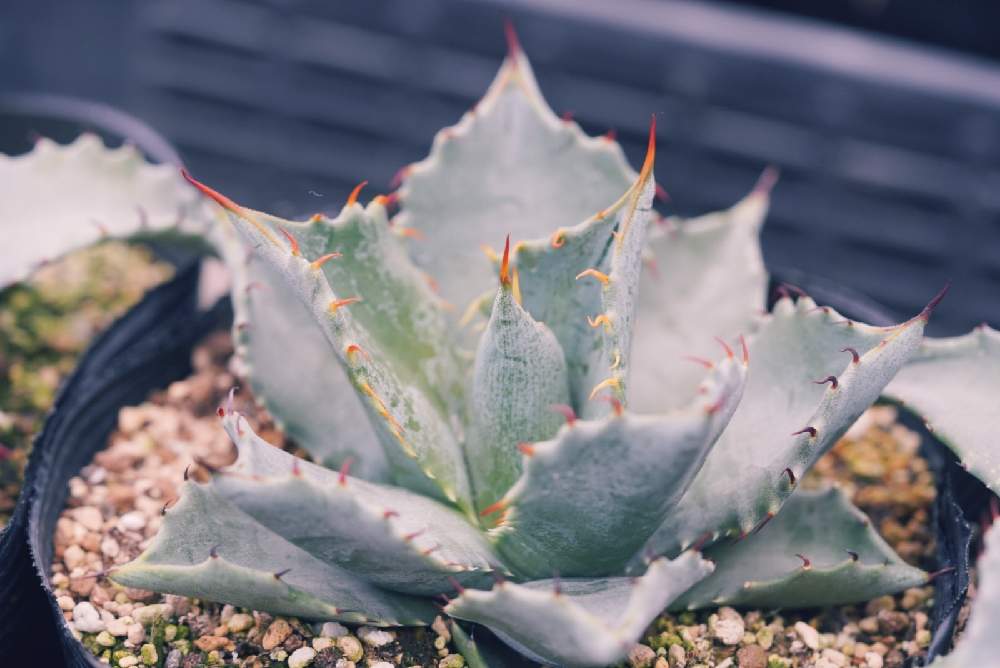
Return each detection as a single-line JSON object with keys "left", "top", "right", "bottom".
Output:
{"left": 4, "top": 0, "right": 1000, "bottom": 333}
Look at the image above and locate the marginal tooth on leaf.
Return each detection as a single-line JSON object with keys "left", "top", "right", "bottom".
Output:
{"left": 575, "top": 268, "right": 610, "bottom": 284}
{"left": 561, "top": 110, "right": 574, "bottom": 122}
{"left": 814, "top": 375, "right": 839, "bottom": 389}
{"left": 278, "top": 227, "right": 301, "bottom": 256}
{"left": 209, "top": 544, "right": 219, "bottom": 559}
{"left": 655, "top": 182, "right": 670, "bottom": 202}
{"left": 273, "top": 568, "right": 292, "bottom": 580}
{"left": 181, "top": 169, "right": 241, "bottom": 215}
{"left": 603, "top": 129, "right": 617, "bottom": 142}
{"left": 345, "top": 343, "right": 369, "bottom": 363}
{"left": 754, "top": 165, "right": 781, "bottom": 195}
{"left": 691, "top": 532, "right": 714, "bottom": 553}
{"left": 361, "top": 383, "right": 405, "bottom": 436}
{"left": 552, "top": 572, "right": 562, "bottom": 596}
{"left": 846, "top": 549, "right": 860, "bottom": 562}
{"left": 588, "top": 376, "right": 621, "bottom": 401}
{"left": 422, "top": 544, "right": 442, "bottom": 557}
{"left": 684, "top": 356, "right": 714, "bottom": 369}
{"left": 610, "top": 351, "right": 622, "bottom": 370}
{"left": 751, "top": 512, "right": 776, "bottom": 535}
{"left": 226, "top": 386, "right": 237, "bottom": 415}
{"left": 422, "top": 273, "right": 441, "bottom": 295}
{"left": 550, "top": 229, "right": 566, "bottom": 248}
{"left": 403, "top": 529, "right": 426, "bottom": 542}
{"left": 511, "top": 266, "right": 522, "bottom": 305}
{"left": 549, "top": 404, "right": 577, "bottom": 426}
{"left": 480, "top": 244, "right": 499, "bottom": 264}
{"left": 291, "top": 458, "right": 301, "bottom": 477}
{"left": 310, "top": 252, "right": 342, "bottom": 270}
{"left": 216, "top": 407, "right": 224, "bottom": 418}
{"left": 739, "top": 334, "right": 749, "bottom": 365}
{"left": 714, "top": 336, "right": 734, "bottom": 359}
{"left": 791, "top": 426, "right": 818, "bottom": 438}
{"left": 516, "top": 442, "right": 535, "bottom": 457}
{"left": 308, "top": 213, "right": 323, "bottom": 223}
{"left": 638, "top": 115, "right": 657, "bottom": 185}
{"left": 479, "top": 499, "right": 508, "bottom": 517}
{"left": 372, "top": 194, "right": 389, "bottom": 207}
{"left": 382, "top": 509, "right": 399, "bottom": 520}
{"left": 338, "top": 457, "right": 353, "bottom": 486}
{"left": 345, "top": 180, "right": 368, "bottom": 208}
{"left": 587, "top": 314, "right": 613, "bottom": 331}
{"left": 447, "top": 575, "right": 467, "bottom": 596}
{"left": 795, "top": 553, "right": 812, "bottom": 570}
{"left": 594, "top": 394, "right": 624, "bottom": 417}
{"left": 918, "top": 282, "right": 951, "bottom": 322}
{"left": 389, "top": 165, "right": 412, "bottom": 189}
{"left": 841, "top": 347, "right": 861, "bottom": 364}
{"left": 397, "top": 226, "right": 424, "bottom": 240}
{"left": 499, "top": 234, "right": 512, "bottom": 286}
{"left": 926, "top": 566, "right": 956, "bottom": 583}
{"left": 783, "top": 467, "right": 797, "bottom": 487}
{"left": 328, "top": 296, "right": 362, "bottom": 314}
{"left": 459, "top": 298, "right": 483, "bottom": 327}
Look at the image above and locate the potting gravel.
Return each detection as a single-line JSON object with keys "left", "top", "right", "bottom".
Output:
{"left": 52, "top": 333, "right": 963, "bottom": 667}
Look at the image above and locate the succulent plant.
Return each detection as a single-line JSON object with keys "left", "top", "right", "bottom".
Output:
{"left": 5, "top": 30, "right": 1000, "bottom": 668}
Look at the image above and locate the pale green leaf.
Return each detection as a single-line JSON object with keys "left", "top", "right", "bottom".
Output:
{"left": 446, "top": 552, "right": 713, "bottom": 667}
{"left": 629, "top": 181, "right": 770, "bottom": 413}
{"left": 112, "top": 482, "right": 434, "bottom": 626}
{"left": 489, "top": 352, "right": 746, "bottom": 578}
{"left": 672, "top": 487, "right": 927, "bottom": 609}
{"left": 642, "top": 296, "right": 935, "bottom": 560}
{"left": 882, "top": 325, "right": 1000, "bottom": 492}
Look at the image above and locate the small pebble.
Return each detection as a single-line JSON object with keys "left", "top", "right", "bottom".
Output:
{"left": 73, "top": 506, "right": 104, "bottom": 532}
{"left": 262, "top": 618, "right": 293, "bottom": 650}
{"left": 288, "top": 646, "right": 317, "bottom": 668}
{"left": 794, "top": 621, "right": 819, "bottom": 650}
{"left": 357, "top": 625, "right": 395, "bottom": 647}
{"left": 864, "top": 652, "right": 884, "bottom": 668}
{"left": 320, "top": 621, "right": 348, "bottom": 638}
{"left": 72, "top": 601, "right": 105, "bottom": 633}
{"left": 668, "top": 644, "right": 686, "bottom": 667}
{"left": 119, "top": 510, "right": 146, "bottom": 532}
{"left": 736, "top": 644, "right": 766, "bottom": 668}
{"left": 336, "top": 636, "right": 363, "bottom": 662}
{"left": 629, "top": 644, "right": 656, "bottom": 668}
{"left": 95, "top": 630, "right": 116, "bottom": 647}
{"left": 227, "top": 612, "right": 254, "bottom": 633}
{"left": 437, "top": 656, "right": 464, "bottom": 668}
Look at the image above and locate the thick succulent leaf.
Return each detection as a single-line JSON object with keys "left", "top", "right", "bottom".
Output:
{"left": 210, "top": 412, "right": 501, "bottom": 595}
{"left": 671, "top": 486, "right": 927, "bottom": 609}
{"left": 930, "top": 520, "right": 1000, "bottom": 667}
{"left": 112, "top": 482, "right": 434, "bottom": 626}
{"left": 642, "top": 295, "right": 937, "bottom": 561}
{"left": 469, "top": 273, "right": 570, "bottom": 514}
{"left": 510, "top": 124, "right": 658, "bottom": 417}
{"left": 188, "top": 176, "right": 472, "bottom": 510}
{"left": 219, "top": 221, "right": 388, "bottom": 479}
{"left": 488, "top": 352, "right": 746, "bottom": 579}
{"left": 396, "top": 43, "right": 635, "bottom": 312}
{"left": 446, "top": 552, "right": 713, "bottom": 667}
{"left": 882, "top": 326, "right": 1000, "bottom": 492}
{"left": 629, "top": 181, "right": 770, "bottom": 413}
{"left": 0, "top": 134, "right": 210, "bottom": 287}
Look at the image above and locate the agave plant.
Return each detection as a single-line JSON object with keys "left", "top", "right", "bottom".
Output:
{"left": 4, "top": 30, "right": 1000, "bottom": 668}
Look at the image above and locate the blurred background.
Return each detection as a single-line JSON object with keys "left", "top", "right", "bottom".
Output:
{"left": 3, "top": 0, "right": 1000, "bottom": 335}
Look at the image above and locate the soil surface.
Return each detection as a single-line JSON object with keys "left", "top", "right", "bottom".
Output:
{"left": 53, "top": 333, "right": 955, "bottom": 668}
{"left": 0, "top": 242, "right": 171, "bottom": 527}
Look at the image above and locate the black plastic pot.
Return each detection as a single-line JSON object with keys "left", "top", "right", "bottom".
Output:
{"left": 11, "top": 262, "right": 981, "bottom": 665}
{"left": 5, "top": 262, "right": 229, "bottom": 665}
{"left": 0, "top": 95, "right": 197, "bottom": 664}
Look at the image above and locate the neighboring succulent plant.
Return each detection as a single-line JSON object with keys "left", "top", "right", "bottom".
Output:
{"left": 4, "top": 31, "right": 1000, "bottom": 668}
